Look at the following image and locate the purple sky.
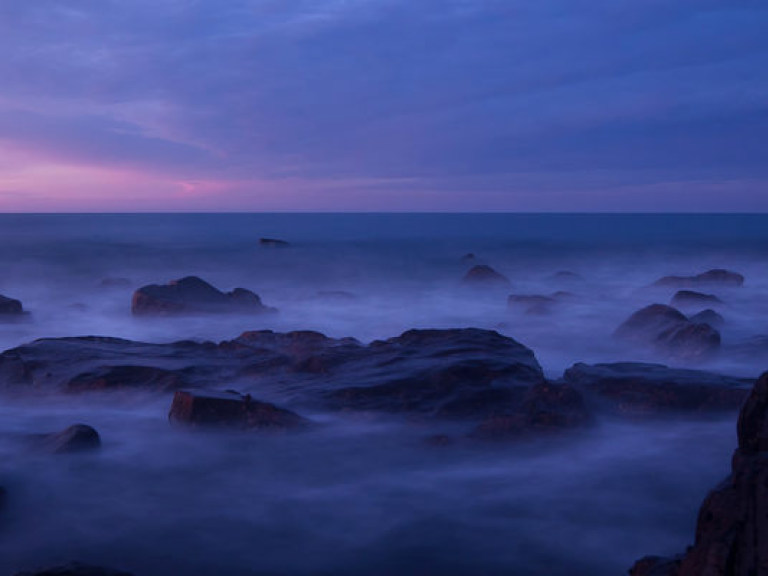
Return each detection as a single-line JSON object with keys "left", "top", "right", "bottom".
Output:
{"left": 0, "top": 0, "right": 766, "bottom": 211}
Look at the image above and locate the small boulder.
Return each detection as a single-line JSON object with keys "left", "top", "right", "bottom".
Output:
{"left": 14, "top": 562, "right": 134, "bottom": 576}
{"left": 462, "top": 265, "right": 510, "bottom": 287}
{"left": 131, "top": 276, "right": 275, "bottom": 316}
{"left": 66, "top": 365, "right": 187, "bottom": 392}
{"left": 259, "top": 237, "right": 290, "bottom": 247}
{"left": 654, "top": 268, "right": 744, "bottom": 288}
{"left": 169, "top": 389, "right": 308, "bottom": 431}
{"left": 0, "top": 294, "right": 24, "bottom": 315}
{"left": 31, "top": 424, "right": 101, "bottom": 454}
{"left": 670, "top": 290, "right": 722, "bottom": 307}
{"left": 689, "top": 309, "right": 724, "bottom": 328}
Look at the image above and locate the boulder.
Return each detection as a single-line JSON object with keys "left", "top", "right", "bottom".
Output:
{"left": 615, "top": 304, "right": 721, "bottom": 362}
{"left": 462, "top": 265, "right": 510, "bottom": 287}
{"left": 30, "top": 424, "right": 101, "bottom": 454}
{"left": 169, "top": 389, "right": 308, "bottom": 431}
{"left": 689, "top": 309, "right": 725, "bottom": 328}
{"left": 14, "top": 563, "right": 134, "bottom": 576}
{"left": 131, "top": 276, "right": 275, "bottom": 316}
{"left": 670, "top": 290, "right": 722, "bottom": 307}
{"left": 563, "top": 362, "right": 750, "bottom": 417}
{"left": 0, "top": 294, "right": 24, "bottom": 315}
{"left": 629, "top": 370, "right": 768, "bottom": 576}
{"left": 654, "top": 268, "right": 744, "bottom": 288}
{"left": 66, "top": 365, "right": 187, "bottom": 392}
{"left": 259, "top": 237, "right": 290, "bottom": 247}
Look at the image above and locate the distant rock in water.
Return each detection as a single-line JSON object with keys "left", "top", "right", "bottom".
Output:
{"left": 670, "top": 289, "right": 723, "bottom": 307}
{"left": 259, "top": 237, "right": 290, "bottom": 247}
{"left": 629, "top": 370, "right": 768, "bottom": 576}
{"left": 0, "top": 294, "right": 24, "bottom": 315}
{"left": 689, "top": 308, "right": 725, "bottom": 328}
{"left": 462, "top": 264, "right": 510, "bottom": 287}
{"left": 131, "top": 276, "right": 276, "bottom": 316}
{"left": 169, "top": 389, "right": 308, "bottom": 431}
{"left": 460, "top": 252, "right": 476, "bottom": 263}
{"left": 614, "top": 303, "right": 721, "bottom": 362}
{"left": 563, "top": 362, "right": 750, "bottom": 417}
{"left": 14, "top": 562, "right": 134, "bottom": 576}
{"left": 30, "top": 424, "right": 101, "bottom": 454}
{"left": 654, "top": 268, "right": 744, "bottom": 288}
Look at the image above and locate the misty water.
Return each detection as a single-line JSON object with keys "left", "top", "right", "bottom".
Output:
{"left": 1, "top": 213, "right": 767, "bottom": 575}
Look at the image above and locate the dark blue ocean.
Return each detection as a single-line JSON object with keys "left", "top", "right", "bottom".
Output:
{"left": 1, "top": 213, "right": 766, "bottom": 575}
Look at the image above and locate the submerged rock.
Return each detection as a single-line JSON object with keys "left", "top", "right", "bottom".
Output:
{"left": 615, "top": 304, "right": 720, "bottom": 362}
{"left": 689, "top": 308, "right": 725, "bottom": 328}
{"left": 670, "top": 290, "right": 722, "bottom": 307}
{"left": 563, "top": 362, "right": 750, "bottom": 416}
{"left": 169, "top": 389, "right": 308, "bottom": 430}
{"left": 259, "top": 237, "right": 290, "bottom": 247}
{"left": 14, "top": 562, "right": 134, "bottom": 576}
{"left": 66, "top": 365, "right": 187, "bottom": 392}
{"left": 629, "top": 370, "right": 768, "bottom": 576}
{"left": 654, "top": 268, "right": 744, "bottom": 288}
{"left": 30, "top": 424, "right": 101, "bottom": 454}
{"left": 0, "top": 294, "right": 24, "bottom": 315}
{"left": 462, "top": 264, "right": 511, "bottom": 287}
{"left": 131, "top": 276, "right": 276, "bottom": 316}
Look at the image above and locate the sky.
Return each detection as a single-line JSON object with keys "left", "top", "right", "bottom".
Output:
{"left": 0, "top": 0, "right": 766, "bottom": 212}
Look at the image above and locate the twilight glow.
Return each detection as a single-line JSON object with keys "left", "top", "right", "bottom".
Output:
{"left": 0, "top": 1, "right": 767, "bottom": 211}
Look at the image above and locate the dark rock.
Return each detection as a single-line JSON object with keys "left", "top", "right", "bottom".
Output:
{"left": 615, "top": 304, "right": 720, "bottom": 361}
{"left": 671, "top": 290, "right": 722, "bottom": 307}
{"left": 13, "top": 562, "right": 134, "bottom": 576}
{"left": 629, "top": 371, "right": 768, "bottom": 576}
{"left": 654, "top": 268, "right": 744, "bottom": 288}
{"left": 0, "top": 485, "right": 6, "bottom": 508}
{"left": 31, "top": 424, "right": 101, "bottom": 454}
{"left": 563, "top": 362, "right": 750, "bottom": 417}
{"left": 0, "top": 294, "right": 24, "bottom": 315}
{"left": 169, "top": 389, "right": 308, "bottom": 430}
{"left": 131, "top": 276, "right": 276, "bottom": 316}
{"left": 507, "top": 293, "right": 573, "bottom": 315}
{"left": 689, "top": 309, "right": 725, "bottom": 328}
{"left": 460, "top": 253, "right": 476, "bottom": 263}
{"left": 470, "top": 382, "right": 591, "bottom": 439}
{"left": 629, "top": 555, "right": 682, "bottom": 576}
{"left": 462, "top": 265, "right": 510, "bottom": 287}
{"left": 66, "top": 365, "right": 187, "bottom": 392}
{"left": 259, "top": 237, "right": 290, "bottom": 247}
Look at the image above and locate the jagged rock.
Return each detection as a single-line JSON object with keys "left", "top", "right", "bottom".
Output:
{"left": 654, "top": 268, "right": 744, "bottom": 288}
{"left": 131, "top": 276, "right": 275, "bottom": 316}
{"left": 13, "top": 562, "right": 134, "bottom": 576}
{"left": 169, "top": 389, "right": 308, "bottom": 430}
{"left": 615, "top": 304, "right": 720, "bottom": 361}
{"left": 30, "top": 424, "right": 101, "bottom": 454}
{"left": 689, "top": 309, "right": 725, "bottom": 328}
{"left": 629, "top": 371, "right": 768, "bottom": 576}
{"left": 259, "top": 237, "right": 290, "bottom": 247}
{"left": 563, "top": 362, "right": 750, "bottom": 417}
{"left": 0, "top": 294, "right": 24, "bottom": 315}
{"left": 66, "top": 365, "right": 187, "bottom": 392}
{"left": 462, "top": 265, "right": 510, "bottom": 287}
{"left": 671, "top": 290, "right": 722, "bottom": 307}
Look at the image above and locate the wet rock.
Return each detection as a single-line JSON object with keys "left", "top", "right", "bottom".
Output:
{"left": 629, "top": 555, "right": 682, "bottom": 576}
{"left": 0, "top": 294, "right": 24, "bottom": 315}
{"left": 670, "top": 290, "right": 722, "bottom": 307}
{"left": 66, "top": 365, "right": 187, "bottom": 392}
{"left": 259, "top": 237, "right": 290, "bottom": 247}
{"left": 169, "top": 389, "right": 308, "bottom": 430}
{"left": 614, "top": 304, "right": 721, "bottom": 361}
{"left": 462, "top": 265, "right": 510, "bottom": 287}
{"left": 131, "top": 276, "right": 276, "bottom": 316}
{"left": 630, "top": 370, "right": 768, "bottom": 576}
{"left": 689, "top": 308, "right": 724, "bottom": 328}
{"left": 31, "top": 424, "right": 101, "bottom": 454}
{"left": 470, "top": 382, "right": 591, "bottom": 439}
{"left": 13, "top": 562, "right": 134, "bottom": 576}
{"left": 654, "top": 268, "right": 744, "bottom": 288}
{"left": 563, "top": 362, "right": 750, "bottom": 417}
{"left": 0, "top": 485, "right": 6, "bottom": 508}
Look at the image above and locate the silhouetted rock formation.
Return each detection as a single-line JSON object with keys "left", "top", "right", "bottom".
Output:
{"left": 654, "top": 268, "right": 744, "bottom": 288}
{"left": 462, "top": 264, "right": 510, "bottom": 287}
{"left": 259, "top": 237, "right": 290, "bottom": 247}
{"left": 169, "top": 389, "right": 308, "bottom": 430}
{"left": 689, "top": 309, "right": 725, "bottom": 328}
{"left": 630, "top": 370, "right": 768, "bottom": 576}
{"left": 14, "top": 562, "right": 134, "bottom": 576}
{"left": 66, "top": 365, "right": 187, "bottom": 392}
{"left": 563, "top": 362, "right": 750, "bottom": 417}
{"left": 0, "top": 294, "right": 24, "bottom": 315}
{"left": 131, "top": 276, "right": 275, "bottom": 316}
{"left": 615, "top": 304, "right": 720, "bottom": 362}
{"left": 671, "top": 290, "right": 723, "bottom": 308}
{"left": 30, "top": 424, "right": 101, "bottom": 454}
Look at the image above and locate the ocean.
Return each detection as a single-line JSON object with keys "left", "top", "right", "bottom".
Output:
{"left": 0, "top": 213, "right": 766, "bottom": 575}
